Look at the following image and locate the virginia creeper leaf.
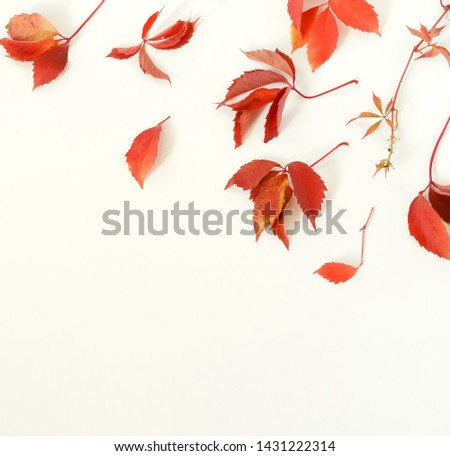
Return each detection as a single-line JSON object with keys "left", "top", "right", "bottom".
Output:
{"left": 264, "top": 87, "right": 290, "bottom": 143}
{"left": 149, "top": 19, "right": 198, "bottom": 50}
{"left": 429, "top": 183, "right": 450, "bottom": 223}
{"left": 408, "top": 194, "right": 450, "bottom": 259}
{"left": 243, "top": 49, "right": 295, "bottom": 81}
{"left": 225, "top": 160, "right": 280, "bottom": 191}
{"left": 220, "top": 69, "right": 290, "bottom": 106}
{"left": 253, "top": 173, "right": 290, "bottom": 239}
{"left": 288, "top": 0, "right": 304, "bottom": 31}
{"left": 291, "top": 6, "right": 320, "bottom": 51}
{"left": 32, "top": 42, "right": 69, "bottom": 89}
{"left": 227, "top": 88, "right": 281, "bottom": 111}
{"left": 139, "top": 46, "right": 170, "bottom": 82}
{"left": 126, "top": 117, "right": 170, "bottom": 188}
{"left": 0, "top": 38, "right": 56, "bottom": 61}
{"left": 287, "top": 161, "right": 327, "bottom": 229}
{"left": 6, "top": 13, "right": 59, "bottom": 41}
{"left": 362, "top": 119, "right": 382, "bottom": 139}
{"left": 307, "top": 8, "right": 338, "bottom": 71}
{"left": 107, "top": 45, "right": 142, "bottom": 60}
{"left": 233, "top": 110, "right": 261, "bottom": 148}
{"left": 329, "top": 0, "right": 380, "bottom": 34}
{"left": 315, "top": 262, "right": 359, "bottom": 284}
{"left": 142, "top": 11, "right": 161, "bottom": 39}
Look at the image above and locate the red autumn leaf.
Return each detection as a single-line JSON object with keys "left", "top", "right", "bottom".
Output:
{"left": 243, "top": 49, "right": 295, "bottom": 81}
{"left": 6, "top": 13, "right": 59, "bottom": 41}
{"left": 139, "top": 46, "right": 170, "bottom": 82}
{"left": 142, "top": 11, "right": 161, "bottom": 39}
{"left": 249, "top": 170, "right": 280, "bottom": 201}
{"left": 32, "top": 42, "right": 69, "bottom": 89}
{"left": 287, "top": 161, "right": 327, "bottom": 229}
{"left": 417, "top": 45, "right": 450, "bottom": 66}
{"left": 429, "top": 183, "right": 450, "bottom": 223}
{"left": 225, "top": 160, "right": 280, "bottom": 191}
{"left": 264, "top": 87, "right": 291, "bottom": 143}
{"left": 430, "top": 26, "right": 445, "bottom": 40}
{"left": 329, "top": 0, "right": 380, "bottom": 34}
{"left": 291, "top": 6, "right": 320, "bottom": 50}
{"left": 408, "top": 194, "right": 450, "bottom": 259}
{"left": 253, "top": 173, "right": 290, "bottom": 239}
{"left": 315, "top": 262, "right": 359, "bottom": 284}
{"left": 220, "top": 69, "right": 290, "bottom": 106}
{"left": 0, "top": 38, "right": 57, "bottom": 61}
{"left": 227, "top": 88, "right": 282, "bottom": 111}
{"left": 233, "top": 110, "right": 261, "bottom": 148}
{"left": 107, "top": 45, "right": 142, "bottom": 60}
{"left": 125, "top": 117, "right": 170, "bottom": 188}
{"left": 288, "top": 0, "right": 304, "bottom": 31}
{"left": 307, "top": 8, "right": 338, "bottom": 71}
{"left": 148, "top": 19, "right": 198, "bottom": 50}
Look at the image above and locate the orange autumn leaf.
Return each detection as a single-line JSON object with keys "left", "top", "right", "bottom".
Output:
{"left": 315, "top": 262, "right": 359, "bottom": 284}
{"left": 6, "top": 13, "right": 59, "bottom": 41}
{"left": 126, "top": 118, "right": 170, "bottom": 188}
{"left": 32, "top": 42, "right": 69, "bottom": 89}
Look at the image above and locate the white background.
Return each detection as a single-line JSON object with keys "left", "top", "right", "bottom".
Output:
{"left": 0, "top": 0, "right": 449, "bottom": 435}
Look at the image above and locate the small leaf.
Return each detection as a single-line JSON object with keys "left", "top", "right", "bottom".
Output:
{"left": 372, "top": 92, "right": 383, "bottom": 114}
{"left": 139, "top": 46, "right": 170, "bottom": 81}
{"left": 264, "top": 87, "right": 291, "bottom": 143}
{"left": 307, "top": 7, "right": 338, "bottom": 71}
{"left": 271, "top": 186, "right": 293, "bottom": 250}
{"left": 225, "top": 160, "right": 280, "bottom": 190}
{"left": 346, "top": 111, "right": 381, "bottom": 125}
{"left": 407, "top": 26, "right": 424, "bottom": 40}
{"left": 243, "top": 49, "right": 295, "bottom": 80}
{"left": 0, "top": 38, "right": 57, "bottom": 61}
{"left": 408, "top": 194, "right": 450, "bottom": 259}
{"left": 142, "top": 11, "right": 161, "bottom": 39}
{"left": 107, "top": 45, "right": 142, "bottom": 60}
{"left": 32, "top": 42, "right": 69, "bottom": 89}
{"left": 287, "top": 161, "right": 327, "bottom": 229}
{"left": 315, "top": 262, "right": 359, "bottom": 284}
{"left": 429, "top": 183, "right": 450, "bottom": 223}
{"left": 329, "top": 0, "right": 380, "bottom": 34}
{"left": 362, "top": 119, "right": 382, "bottom": 139}
{"left": 6, "top": 13, "right": 59, "bottom": 41}
{"left": 253, "top": 173, "right": 290, "bottom": 238}
{"left": 126, "top": 117, "right": 170, "bottom": 188}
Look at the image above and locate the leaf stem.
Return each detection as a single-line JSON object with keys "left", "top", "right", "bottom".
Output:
{"left": 428, "top": 114, "right": 450, "bottom": 184}
{"left": 310, "top": 142, "right": 349, "bottom": 168}
{"left": 388, "top": 6, "right": 449, "bottom": 160}
{"left": 359, "top": 207, "right": 375, "bottom": 268}
{"left": 67, "top": 0, "right": 106, "bottom": 42}
{"left": 292, "top": 79, "right": 358, "bottom": 99}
